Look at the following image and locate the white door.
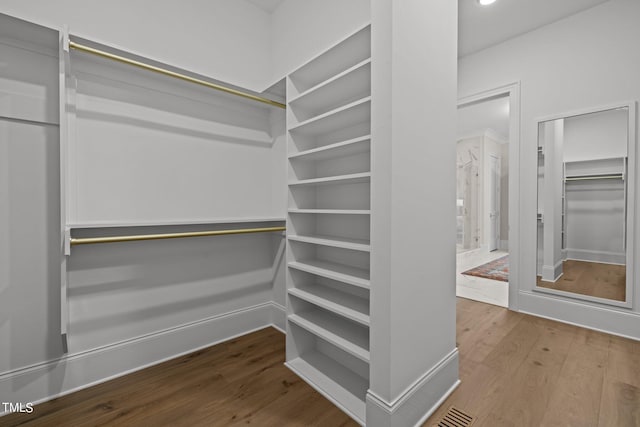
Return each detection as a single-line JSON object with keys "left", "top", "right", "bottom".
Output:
{"left": 488, "top": 155, "right": 501, "bottom": 251}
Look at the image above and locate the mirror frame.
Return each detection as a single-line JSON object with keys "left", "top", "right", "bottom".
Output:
{"left": 534, "top": 101, "right": 636, "bottom": 308}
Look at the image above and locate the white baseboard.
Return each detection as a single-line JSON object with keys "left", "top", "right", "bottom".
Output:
{"left": 565, "top": 248, "right": 625, "bottom": 265}
{"left": 366, "top": 349, "right": 459, "bottom": 426}
{"left": 519, "top": 291, "right": 640, "bottom": 340}
{"left": 541, "top": 260, "right": 563, "bottom": 282}
{"left": 0, "top": 302, "right": 284, "bottom": 416}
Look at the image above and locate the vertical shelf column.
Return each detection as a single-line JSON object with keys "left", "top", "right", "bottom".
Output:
{"left": 284, "top": 25, "right": 372, "bottom": 425}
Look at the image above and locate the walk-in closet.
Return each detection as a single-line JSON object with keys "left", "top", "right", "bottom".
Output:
{"left": 0, "top": 2, "right": 458, "bottom": 426}
{"left": 3, "top": 0, "right": 640, "bottom": 426}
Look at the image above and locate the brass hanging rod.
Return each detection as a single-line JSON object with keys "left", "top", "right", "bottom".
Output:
{"left": 68, "top": 40, "right": 285, "bottom": 109}
{"left": 70, "top": 226, "right": 286, "bottom": 246}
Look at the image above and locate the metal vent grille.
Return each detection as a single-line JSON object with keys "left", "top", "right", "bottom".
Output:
{"left": 435, "top": 406, "right": 475, "bottom": 427}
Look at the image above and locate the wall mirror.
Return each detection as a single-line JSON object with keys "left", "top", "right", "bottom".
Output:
{"left": 536, "top": 103, "right": 636, "bottom": 307}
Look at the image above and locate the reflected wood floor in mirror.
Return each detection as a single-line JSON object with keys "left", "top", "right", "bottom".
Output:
{"left": 537, "top": 260, "right": 625, "bottom": 302}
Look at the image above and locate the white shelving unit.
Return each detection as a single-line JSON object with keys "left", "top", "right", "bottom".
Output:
{"left": 285, "top": 24, "right": 371, "bottom": 426}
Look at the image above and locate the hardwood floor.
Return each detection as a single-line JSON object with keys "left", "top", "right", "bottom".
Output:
{"left": 537, "top": 260, "right": 626, "bottom": 302}
{"left": 426, "top": 298, "right": 640, "bottom": 426}
{"left": 0, "top": 328, "right": 357, "bottom": 427}
{"left": 3, "top": 299, "right": 639, "bottom": 426}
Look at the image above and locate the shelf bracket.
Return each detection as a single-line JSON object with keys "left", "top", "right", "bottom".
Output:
{"left": 64, "top": 228, "right": 72, "bottom": 255}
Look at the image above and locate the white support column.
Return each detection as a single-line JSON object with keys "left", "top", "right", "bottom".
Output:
{"left": 541, "top": 119, "right": 564, "bottom": 282}
{"left": 368, "top": 1, "right": 459, "bottom": 425}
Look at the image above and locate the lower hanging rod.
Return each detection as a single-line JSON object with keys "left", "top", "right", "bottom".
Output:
{"left": 70, "top": 226, "right": 286, "bottom": 246}
{"left": 68, "top": 40, "right": 285, "bottom": 109}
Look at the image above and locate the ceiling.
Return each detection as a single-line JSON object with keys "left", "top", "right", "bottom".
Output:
{"left": 245, "top": 0, "right": 284, "bottom": 14}
{"left": 247, "top": 0, "right": 611, "bottom": 55}
{"left": 244, "top": 1, "right": 610, "bottom": 138}
{"left": 458, "top": 96, "right": 510, "bottom": 141}
{"left": 458, "top": 0, "right": 611, "bottom": 56}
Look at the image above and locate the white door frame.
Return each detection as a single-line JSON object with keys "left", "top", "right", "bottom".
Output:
{"left": 458, "top": 82, "right": 521, "bottom": 310}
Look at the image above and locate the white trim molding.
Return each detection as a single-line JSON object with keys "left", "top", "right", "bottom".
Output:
{"left": 541, "top": 259, "right": 564, "bottom": 282}
{"left": 458, "top": 81, "right": 521, "bottom": 311}
{"left": 565, "top": 249, "right": 626, "bottom": 266}
{"left": 532, "top": 100, "right": 636, "bottom": 313}
{"left": 365, "top": 349, "right": 460, "bottom": 427}
{"left": 520, "top": 290, "right": 639, "bottom": 338}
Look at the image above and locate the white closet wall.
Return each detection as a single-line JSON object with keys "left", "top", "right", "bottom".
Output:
{"left": 66, "top": 41, "right": 279, "bottom": 225}
{"left": 459, "top": 0, "right": 640, "bottom": 336}
{"left": 0, "top": 0, "right": 272, "bottom": 91}
{"left": 0, "top": 10, "right": 287, "bottom": 409}
{"left": 270, "top": 0, "right": 370, "bottom": 85}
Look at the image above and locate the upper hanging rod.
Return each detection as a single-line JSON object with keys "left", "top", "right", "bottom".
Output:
{"left": 70, "top": 226, "right": 286, "bottom": 246}
{"left": 68, "top": 41, "right": 285, "bottom": 109}
{"left": 565, "top": 174, "right": 624, "bottom": 182}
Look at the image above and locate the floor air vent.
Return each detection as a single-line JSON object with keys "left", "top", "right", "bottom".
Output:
{"left": 435, "top": 406, "right": 475, "bottom": 427}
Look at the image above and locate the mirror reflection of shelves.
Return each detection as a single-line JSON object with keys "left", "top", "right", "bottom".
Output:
{"left": 285, "top": 24, "right": 371, "bottom": 425}
{"left": 536, "top": 104, "right": 634, "bottom": 307}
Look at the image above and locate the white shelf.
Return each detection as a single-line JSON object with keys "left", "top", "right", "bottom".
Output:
{"left": 288, "top": 135, "right": 371, "bottom": 162}
{"left": 288, "top": 311, "right": 369, "bottom": 362}
{"left": 289, "top": 59, "right": 371, "bottom": 120}
{"left": 67, "top": 217, "right": 286, "bottom": 229}
{"left": 291, "top": 58, "right": 370, "bottom": 102}
{"left": 286, "top": 352, "right": 366, "bottom": 425}
{"left": 289, "top": 285, "right": 369, "bottom": 326}
{"left": 285, "top": 24, "right": 371, "bottom": 426}
{"left": 288, "top": 209, "right": 371, "bottom": 215}
{"left": 288, "top": 172, "right": 370, "bottom": 187}
{"left": 288, "top": 97, "right": 371, "bottom": 136}
{"left": 288, "top": 260, "right": 370, "bottom": 289}
{"left": 288, "top": 234, "right": 370, "bottom": 252}
{"left": 288, "top": 24, "right": 371, "bottom": 96}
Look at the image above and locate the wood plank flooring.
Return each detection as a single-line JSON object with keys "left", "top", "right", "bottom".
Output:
{"left": 3, "top": 299, "right": 639, "bottom": 426}
{"left": 426, "top": 298, "right": 640, "bottom": 427}
{"left": 0, "top": 328, "right": 357, "bottom": 427}
{"left": 537, "top": 260, "right": 626, "bottom": 302}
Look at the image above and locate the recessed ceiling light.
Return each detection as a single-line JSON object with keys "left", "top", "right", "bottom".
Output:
{"left": 478, "top": 0, "right": 497, "bottom": 5}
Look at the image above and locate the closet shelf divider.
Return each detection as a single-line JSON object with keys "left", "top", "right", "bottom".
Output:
{"left": 288, "top": 311, "right": 370, "bottom": 362}
{"left": 288, "top": 60, "right": 371, "bottom": 120}
{"left": 288, "top": 286, "right": 370, "bottom": 326}
{"left": 288, "top": 97, "right": 371, "bottom": 135}
{"left": 288, "top": 135, "right": 371, "bottom": 162}
{"left": 288, "top": 234, "right": 370, "bottom": 252}
{"left": 285, "top": 353, "right": 367, "bottom": 424}
{"left": 288, "top": 172, "right": 370, "bottom": 187}
{"left": 288, "top": 260, "right": 370, "bottom": 289}
{"left": 290, "top": 58, "right": 371, "bottom": 104}
{"left": 288, "top": 209, "right": 371, "bottom": 215}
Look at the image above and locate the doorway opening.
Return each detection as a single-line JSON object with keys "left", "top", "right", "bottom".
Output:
{"left": 456, "top": 93, "right": 510, "bottom": 307}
